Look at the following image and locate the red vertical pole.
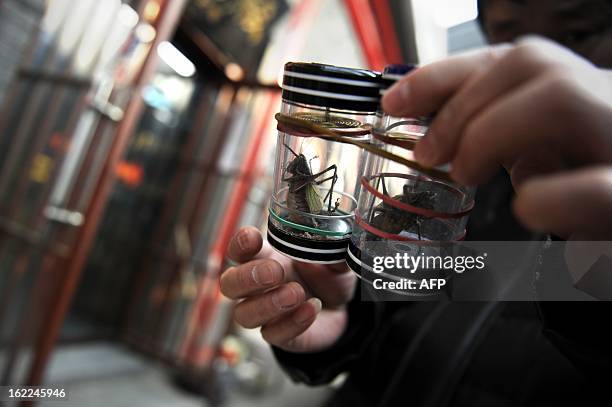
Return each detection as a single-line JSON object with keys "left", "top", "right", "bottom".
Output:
{"left": 343, "top": 0, "right": 388, "bottom": 70}
{"left": 370, "top": 0, "right": 404, "bottom": 64}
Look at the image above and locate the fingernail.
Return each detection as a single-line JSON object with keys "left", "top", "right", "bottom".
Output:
{"left": 294, "top": 298, "right": 322, "bottom": 325}
{"left": 252, "top": 264, "right": 281, "bottom": 286}
{"left": 272, "top": 286, "right": 299, "bottom": 310}
{"left": 309, "top": 297, "right": 322, "bottom": 313}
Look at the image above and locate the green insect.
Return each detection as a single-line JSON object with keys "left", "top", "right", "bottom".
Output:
{"left": 282, "top": 143, "right": 340, "bottom": 227}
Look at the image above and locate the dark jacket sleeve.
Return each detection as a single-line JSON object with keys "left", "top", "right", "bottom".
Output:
{"left": 538, "top": 302, "right": 612, "bottom": 381}
{"left": 271, "top": 288, "right": 385, "bottom": 386}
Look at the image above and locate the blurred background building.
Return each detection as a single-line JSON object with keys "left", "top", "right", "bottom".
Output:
{"left": 0, "top": 0, "right": 483, "bottom": 405}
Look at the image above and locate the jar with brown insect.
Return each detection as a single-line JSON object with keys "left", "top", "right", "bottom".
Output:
{"left": 347, "top": 65, "right": 477, "bottom": 296}
{"left": 268, "top": 62, "right": 386, "bottom": 264}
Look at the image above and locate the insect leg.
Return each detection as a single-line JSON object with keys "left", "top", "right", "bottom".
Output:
{"left": 310, "top": 164, "right": 337, "bottom": 179}
{"left": 282, "top": 173, "right": 300, "bottom": 182}
{"left": 315, "top": 173, "right": 338, "bottom": 212}
{"left": 316, "top": 165, "right": 338, "bottom": 212}
{"left": 283, "top": 142, "right": 299, "bottom": 157}
{"left": 314, "top": 174, "right": 336, "bottom": 184}
{"left": 328, "top": 170, "right": 339, "bottom": 212}
{"left": 381, "top": 175, "right": 389, "bottom": 196}
{"left": 416, "top": 217, "right": 423, "bottom": 240}
{"left": 283, "top": 175, "right": 311, "bottom": 193}
{"left": 307, "top": 165, "right": 339, "bottom": 212}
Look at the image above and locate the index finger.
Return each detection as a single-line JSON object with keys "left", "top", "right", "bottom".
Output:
{"left": 381, "top": 45, "right": 512, "bottom": 118}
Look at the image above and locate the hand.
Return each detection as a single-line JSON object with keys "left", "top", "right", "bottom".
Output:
{"left": 382, "top": 36, "right": 612, "bottom": 239}
{"left": 220, "top": 227, "right": 357, "bottom": 353}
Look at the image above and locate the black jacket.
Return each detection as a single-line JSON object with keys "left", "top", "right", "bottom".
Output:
{"left": 273, "top": 173, "right": 612, "bottom": 407}
{"left": 274, "top": 298, "right": 611, "bottom": 407}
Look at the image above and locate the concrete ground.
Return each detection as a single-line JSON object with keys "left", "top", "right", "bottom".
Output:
{"left": 38, "top": 342, "right": 331, "bottom": 407}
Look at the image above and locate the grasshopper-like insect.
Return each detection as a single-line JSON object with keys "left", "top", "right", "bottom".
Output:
{"left": 282, "top": 143, "right": 340, "bottom": 227}
{"left": 370, "top": 177, "right": 437, "bottom": 240}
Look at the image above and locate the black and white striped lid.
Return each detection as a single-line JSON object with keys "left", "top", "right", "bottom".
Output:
{"left": 382, "top": 64, "right": 417, "bottom": 83}
{"left": 281, "top": 62, "right": 386, "bottom": 113}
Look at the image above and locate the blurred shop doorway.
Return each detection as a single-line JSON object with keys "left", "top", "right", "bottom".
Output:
{"left": 0, "top": 0, "right": 189, "bottom": 392}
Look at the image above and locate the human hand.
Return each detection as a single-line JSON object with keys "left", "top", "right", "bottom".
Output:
{"left": 382, "top": 37, "right": 612, "bottom": 239}
{"left": 220, "top": 227, "right": 356, "bottom": 353}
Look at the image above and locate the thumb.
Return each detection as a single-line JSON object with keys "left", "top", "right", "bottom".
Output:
{"left": 513, "top": 166, "right": 612, "bottom": 239}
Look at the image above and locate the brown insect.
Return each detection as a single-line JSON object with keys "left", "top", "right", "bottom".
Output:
{"left": 370, "top": 177, "right": 437, "bottom": 240}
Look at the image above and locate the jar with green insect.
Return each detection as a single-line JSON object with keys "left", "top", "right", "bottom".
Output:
{"left": 346, "top": 65, "right": 477, "bottom": 296}
{"left": 268, "top": 62, "right": 386, "bottom": 264}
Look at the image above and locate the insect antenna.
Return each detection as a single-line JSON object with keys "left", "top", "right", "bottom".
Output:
{"left": 283, "top": 143, "right": 299, "bottom": 157}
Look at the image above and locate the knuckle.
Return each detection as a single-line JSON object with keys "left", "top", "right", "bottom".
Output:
{"left": 515, "top": 35, "right": 552, "bottom": 53}
{"left": 483, "top": 43, "right": 512, "bottom": 64}
{"left": 235, "top": 228, "right": 251, "bottom": 250}
{"left": 262, "top": 259, "right": 285, "bottom": 285}
{"left": 237, "top": 264, "right": 255, "bottom": 289}
{"left": 545, "top": 76, "right": 569, "bottom": 98}
{"left": 265, "top": 293, "right": 280, "bottom": 315}
{"left": 512, "top": 44, "right": 540, "bottom": 66}
{"left": 230, "top": 227, "right": 261, "bottom": 260}
{"left": 540, "top": 72, "right": 577, "bottom": 112}
{"left": 510, "top": 41, "right": 554, "bottom": 71}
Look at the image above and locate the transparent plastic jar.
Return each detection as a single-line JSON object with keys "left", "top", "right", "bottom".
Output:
{"left": 347, "top": 65, "right": 476, "bottom": 295}
{"left": 268, "top": 63, "right": 385, "bottom": 264}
